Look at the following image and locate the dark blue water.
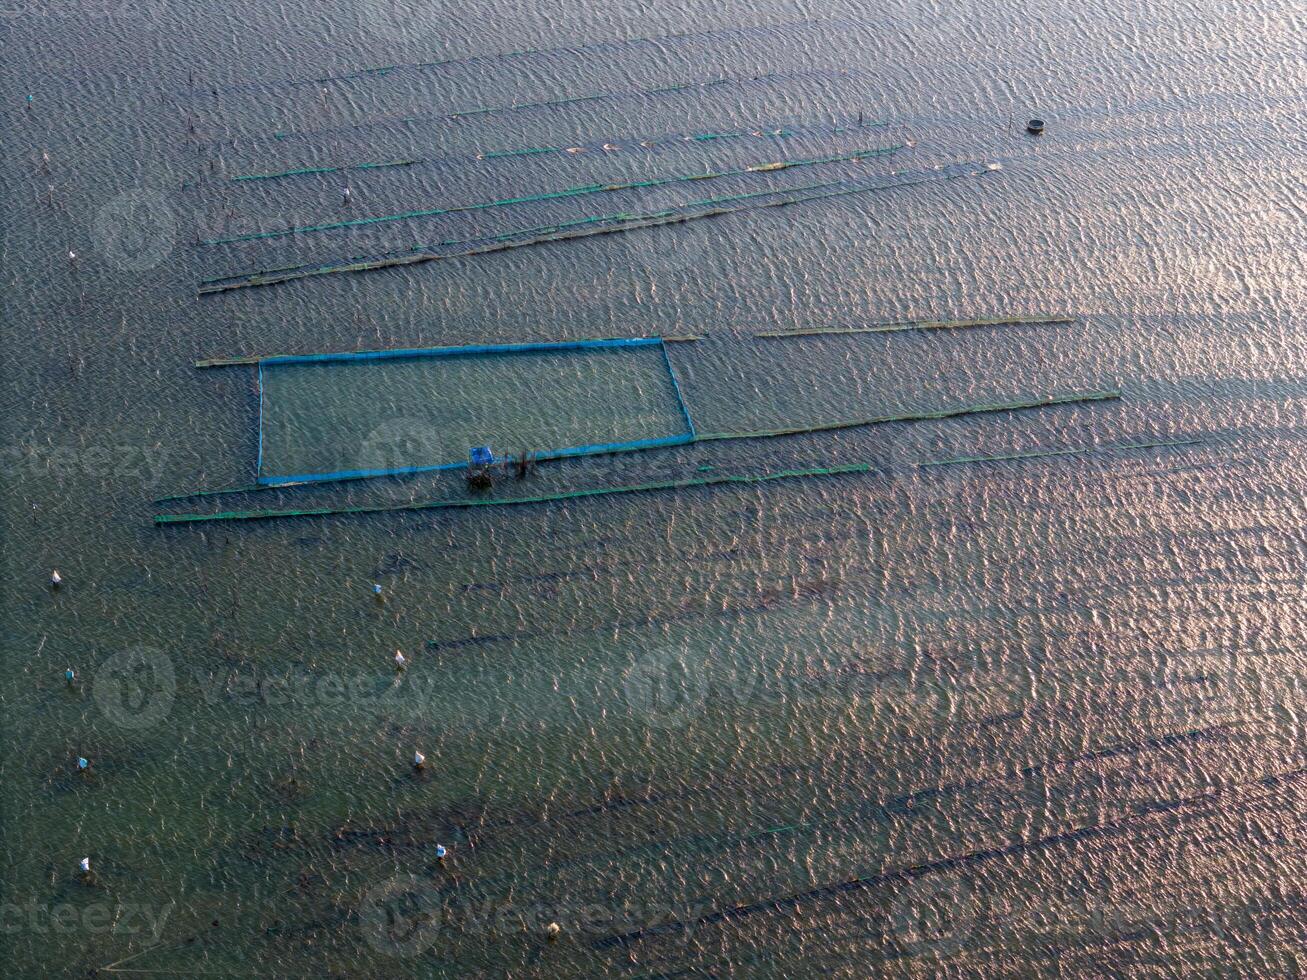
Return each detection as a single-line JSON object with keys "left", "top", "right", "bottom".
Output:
{"left": 1, "top": 0, "right": 1303, "bottom": 975}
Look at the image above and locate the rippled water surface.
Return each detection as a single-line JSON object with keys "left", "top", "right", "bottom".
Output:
{"left": 1, "top": 0, "right": 1303, "bottom": 975}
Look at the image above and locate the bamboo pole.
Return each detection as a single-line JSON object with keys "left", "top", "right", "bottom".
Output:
{"left": 197, "top": 160, "right": 984, "bottom": 296}
{"left": 755, "top": 316, "right": 1075, "bottom": 338}
{"left": 920, "top": 438, "right": 1202, "bottom": 468}
{"left": 155, "top": 462, "right": 878, "bottom": 525}
{"left": 694, "top": 390, "right": 1121, "bottom": 442}
{"left": 204, "top": 145, "right": 898, "bottom": 246}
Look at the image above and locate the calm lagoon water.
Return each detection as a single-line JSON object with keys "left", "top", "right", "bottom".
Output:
{"left": 1, "top": 0, "right": 1303, "bottom": 975}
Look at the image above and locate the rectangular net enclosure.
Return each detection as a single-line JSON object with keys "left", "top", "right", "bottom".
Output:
{"left": 254, "top": 337, "right": 697, "bottom": 484}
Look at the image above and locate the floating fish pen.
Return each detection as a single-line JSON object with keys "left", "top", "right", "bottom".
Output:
{"left": 755, "top": 316, "right": 1076, "bottom": 338}
{"left": 231, "top": 337, "right": 697, "bottom": 487}
{"left": 202, "top": 145, "right": 903, "bottom": 246}
{"left": 198, "top": 157, "right": 995, "bottom": 296}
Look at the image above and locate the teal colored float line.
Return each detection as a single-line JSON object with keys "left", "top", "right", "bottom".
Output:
{"left": 226, "top": 120, "right": 887, "bottom": 183}
{"left": 203, "top": 144, "right": 901, "bottom": 246}
{"left": 663, "top": 343, "right": 697, "bottom": 440}
{"left": 156, "top": 462, "right": 880, "bottom": 524}
{"left": 199, "top": 148, "right": 912, "bottom": 289}
{"left": 919, "top": 438, "right": 1204, "bottom": 467}
{"left": 199, "top": 158, "right": 980, "bottom": 295}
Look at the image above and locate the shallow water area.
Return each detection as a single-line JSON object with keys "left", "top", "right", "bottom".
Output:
{"left": 1, "top": 0, "right": 1303, "bottom": 976}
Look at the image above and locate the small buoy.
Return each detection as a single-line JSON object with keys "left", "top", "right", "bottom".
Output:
{"left": 51, "top": 569, "right": 62, "bottom": 587}
{"left": 393, "top": 650, "right": 407, "bottom": 670}
{"left": 77, "top": 757, "right": 88, "bottom": 770}
{"left": 79, "top": 857, "right": 90, "bottom": 874}
{"left": 65, "top": 667, "right": 75, "bottom": 685}
{"left": 1026, "top": 118, "right": 1045, "bottom": 134}
{"left": 545, "top": 921, "right": 561, "bottom": 941}
{"left": 372, "top": 582, "right": 383, "bottom": 597}
{"left": 434, "top": 844, "right": 447, "bottom": 860}
{"left": 413, "top": 750, "right": 425, "bottom": 769}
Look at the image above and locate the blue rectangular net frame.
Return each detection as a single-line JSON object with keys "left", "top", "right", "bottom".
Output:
{"left": 254, "top": 337, "right": 697, "bottom": 486}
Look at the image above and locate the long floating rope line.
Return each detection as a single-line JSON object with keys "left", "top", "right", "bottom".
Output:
{"left": 152, "top": 387, "right": 1121, "bottom": 502}
{"left": 919, "top": 438, "right": 1203, "bottom": 467}
{"left": 153, "top": 390, "right": 1124, "bottom": 522}
{"left": 201, "top": 167, "right": 899, "bottom": 285}
{"left": 201, "top": 144, "right": 902, "bottom": 246}
{"left": 199, "top": 158, "right": 977, "bottom": 295}
{"left": 227, "top": 117, "right": 889, "bottom": 183}
{"left": 155, "top": 463, "right": 877, "bottom": 523}
{"left": 755, "top": 315, "right": 1075, "bottom": 337}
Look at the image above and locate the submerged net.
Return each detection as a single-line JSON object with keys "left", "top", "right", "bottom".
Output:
{"left": 254, "top": 338, "right": 696, "bottom": 484}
